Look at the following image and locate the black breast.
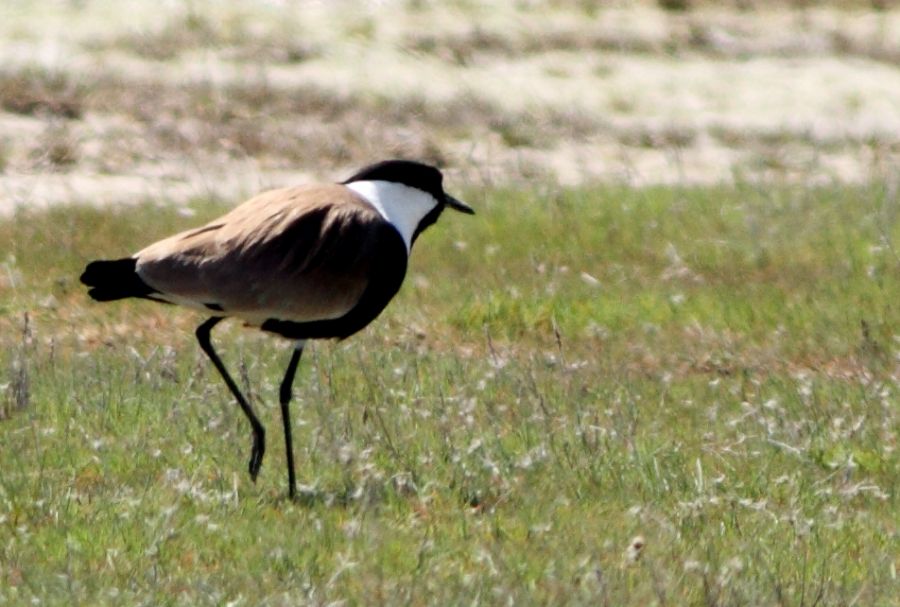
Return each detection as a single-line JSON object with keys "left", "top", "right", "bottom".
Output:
{"left": 260, "top": 222, "right": 408, "bottom": 340}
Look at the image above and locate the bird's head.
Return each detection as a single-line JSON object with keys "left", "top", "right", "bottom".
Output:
{"left": 343, "top": 159, "right": 474, "bottom": 250}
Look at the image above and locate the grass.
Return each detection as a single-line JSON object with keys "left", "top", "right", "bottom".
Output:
{"left": 0, "top": 182, "right": 898, "bottom": 605}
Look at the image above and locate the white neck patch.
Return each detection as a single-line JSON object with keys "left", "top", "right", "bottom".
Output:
{"left": 346, "top": 180, "right": 439, "bottom": 253}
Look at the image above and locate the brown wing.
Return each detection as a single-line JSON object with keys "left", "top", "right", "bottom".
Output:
{"left": 135, "top": 184, "right": 392, "bottom": 325}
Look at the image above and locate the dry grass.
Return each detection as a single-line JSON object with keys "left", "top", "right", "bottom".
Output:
{"left": 0, "top": 69, "right": 84, "bottom": 119}
{"left": 0, "top": 65, "right": 610, "bottom": 178}
{"left": 86, "top": 11, "right": 320, "bottom": 63}
{"left": 405, "top": 7, "right": 900, "bottom": 64}
{"left": 2, "top": 1, "right": 899, "bottom": 210}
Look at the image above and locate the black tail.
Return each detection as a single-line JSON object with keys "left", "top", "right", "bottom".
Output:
{"left": 80, "top": 257, "right": 156, "bottom": 302}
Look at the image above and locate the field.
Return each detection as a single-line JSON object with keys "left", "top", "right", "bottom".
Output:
{"left": 1, "top": 1, "right": 899, "bottom": 606}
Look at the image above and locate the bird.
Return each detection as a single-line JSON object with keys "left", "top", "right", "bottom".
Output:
{"left": 80, "top": 159, "right": 474, "bottom": 498}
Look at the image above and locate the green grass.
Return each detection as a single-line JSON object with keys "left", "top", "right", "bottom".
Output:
{"left": 0, "top": 183, "right": 898, "bottom": 605}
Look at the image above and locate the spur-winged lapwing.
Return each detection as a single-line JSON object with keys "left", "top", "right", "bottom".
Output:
{"left": 80, "top": 160, "right": 473, "bottom": 498}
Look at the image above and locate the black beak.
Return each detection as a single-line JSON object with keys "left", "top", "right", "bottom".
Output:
{"left": 445, "top": 194, "right": 475, "bottom": 215}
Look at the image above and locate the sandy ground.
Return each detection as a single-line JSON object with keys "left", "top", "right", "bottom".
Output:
{"left": 1, "top": 1, "right": 899, "bottom": 213}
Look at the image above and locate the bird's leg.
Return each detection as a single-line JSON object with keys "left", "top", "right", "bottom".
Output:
{"left": 195, "top": 317, "right": 266, "bottom": 482}
{"left": 278, "top": 341, "right": 305, "bottom": 499}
